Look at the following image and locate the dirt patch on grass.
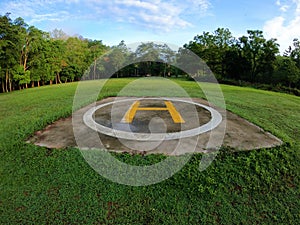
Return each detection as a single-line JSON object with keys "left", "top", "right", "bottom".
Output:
{"left": 28, "top": 97, "right": 283, "bottom": 155}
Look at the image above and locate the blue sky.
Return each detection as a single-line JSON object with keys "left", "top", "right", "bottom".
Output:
{"left": 1, "top": 0, "right": 300, "bottom": 52}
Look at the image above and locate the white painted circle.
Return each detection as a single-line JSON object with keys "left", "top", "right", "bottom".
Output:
{"left": 83, "top": 98, "right": 222, "bottom": 141}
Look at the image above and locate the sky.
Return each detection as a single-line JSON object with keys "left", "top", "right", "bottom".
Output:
{"left": 1, "top": 0, "right": 300, "bottom": 53}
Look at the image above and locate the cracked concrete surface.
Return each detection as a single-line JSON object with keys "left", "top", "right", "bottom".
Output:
{"left": 28, "top": 97, "right": 283, "bottom": 155}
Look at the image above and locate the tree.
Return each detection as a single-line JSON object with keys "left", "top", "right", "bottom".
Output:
{"left": 48, "top": 39, "right": 65, "bottom": 84}
{"left": 223, "top": 45, "right": 251, "bottom": 80}
{"left": 95, "top": 41, "right": 128, "bottom": 78}
{"left": 12, "top": 65, "right": 30, "bottom": 89}
{"left": 257, "top": 38, "right": 280, "bottom": 83}
{"left": 0, "top": 15, "right": 114, "bottom": 92}
{"left": 27, "top": 28, "right": 50, "bottom": 87}
{"left": 290, "top": 39, "right": 300, "bottom": 68}
{"left": 30, "top": 37, "right": 53, "bottom": 87}
{"left": 50, "top": 28, "right": 69, "bottom": 40}
{"left": 63, "top": 37, "right": 89, "bottom": 81}
{"left": 87, "top": 40, "right": 108, "bottom": 79}
{"left": 237, "top": 30, "right": 279, "bottom": 82}
{"left": 184, "top": 28, "right": 235, "bottom": 77}
{"left": 0, "top": 14, "right": 20, "bottom": 92}
{"left": 184, "top": 31, "right": 215, "bottom": 62}
{"left": 134, "top": 42, "right": 175, "bottom": 76}
{"left": 212, "top": 28, "right": 235, "bottom": 76}
{"left": 158, "top": 44, "right": 175, "bottom": 77}
{"left": 274, "top": 56, "right": 300, "bottom": 88}
{"left": 176, "top": 47, "right": 202, "bottom": 77}
{"left": 13, "top": 20, "right": 47, "bottom": 89}
{"left": 14, "top": 17, "right": 30, "bottom": 89}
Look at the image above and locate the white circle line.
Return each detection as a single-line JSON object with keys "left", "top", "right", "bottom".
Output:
{"left": 83, "top": 98, "right": 222, "bottom": 141}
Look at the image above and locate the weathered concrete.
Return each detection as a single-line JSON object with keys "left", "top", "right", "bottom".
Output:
{"left": 28, "top": 97, "right": 283, "bottom": 155}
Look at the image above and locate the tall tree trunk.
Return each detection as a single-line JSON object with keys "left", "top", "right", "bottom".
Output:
{"left": 1, "top": 79, "right": 5, "bottom": 93}
{"left": 58, "top": 74, "right": 62, "bottom": 84}
{"left": 93, "top": 59, "right": 97, "bottom": 80}
{"left": 5, "top": 69, "right": 9, "bottom": 92}
{"left": 56, "top": 73, "right": 62, "bottom": 84}
{"left": 49, "top": 80, "right": 53, "bottom": 85}
{"left": 32, "top": 81, "right": 35, "bottom": 88}
{"left": 221, "top": 60, "right": 225, "bottom": 77}
{"left": 37, "top": 81, "right": 40, "bottom": 87}
{"left": 9, "top": 78, "right": 12, "bottom": 92}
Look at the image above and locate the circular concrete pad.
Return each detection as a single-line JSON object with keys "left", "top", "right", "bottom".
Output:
{"left": 83, "top": 98, "right": 222, "bottom": 141}
{"left": 28, "top": 97, "right": 283, "bottom": 155}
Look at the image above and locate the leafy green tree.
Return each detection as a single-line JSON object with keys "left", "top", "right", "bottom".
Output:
{"left": 184, "top": 28, "right": 235, "bottom": 77}
{"left": 176, "top": 46, "right": 213, "bottom": 80}
{"left": 27, "top": 29, "right": 50, "bottom": 87}
{"left": 48, "top": 39, "right": 65, "bottom": 84}
{"left": 50, "top": 28, "right": 69, "bottom": 40}
{"left": 237, "top": 30, "right": 279, "bottom": 82}
{"left": 135, "top": 42, "right": 160, "bottom": 76}
{"left": 257, "top": 38, "right": 280, "bottom": 83}
{"left": 12, "top": 65, "right": 30, "bottom": 88}
{"left": 176, "top": 47, "right": 202, "bottom": 77}
{"left": 158, "top": 44, "right": 175, "bottom": 77}
{"left": 30, "top": 36, "right": 53, "bottom": 87}
{"left": 274, "top": 56, "right": 300, "bottom": 88}
{"left": 223, "top": 46, "right": 251, "bottom": 80}
{"left": 87, "top": 40, "right": 108, "bottom": 79}
{"left": 290, "top": 39, "right": 300, "bottom": 68}
{"left": 134, "top": 42, "right": 175, "bottom": 76}
{"left": 184, "top": 31, "right": 214, "bottom": 62}
{"left": 63, "top": 37, "right": 89, "bottom": 81}
{"left": 213, "top": 28, "right": 235, "bottom": 76}
{"left": 0, "top": 14, "right": 20, "bottom": 92}
{"left": 12, "top": 19, "right": 47, "bottom": 89}
{"left": 105, "top": 41, "right": 128, "bottom": 78}
{"left": 14, "top": 18, "right": 30, "bottom": 89}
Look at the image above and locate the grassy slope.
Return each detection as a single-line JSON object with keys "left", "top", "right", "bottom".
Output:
{"left": 0, "top": 78, "right": 299, "bottom": 224}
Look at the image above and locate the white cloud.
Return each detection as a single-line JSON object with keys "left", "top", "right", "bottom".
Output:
{"left": 0, "top": 0, "right": 211, "bottom": 32}
{"left": 115, "top": 0, "right": 159, "bottom": 12}
{"left": 275, "top": 0, "right": 290, "bottom": 12}
{"left": 106, "top": 0, "right": 195, "bottom": 31}
{"left": 1, "top": 0, "right": 72, "bottom": 23}
{"left": 30, "top": 12, "right": 71, "bottom": 23}
{"left": 187, "top": 0, "right": 211, "bottom": 13}
{"left": 295, "top": 0, "right": 300, "bottom": 13}
{"left": 263, "top": 0, "right": 300, "bottom": 53}
{"left": 280, "top": 5, "right": 289, "bottom": 12}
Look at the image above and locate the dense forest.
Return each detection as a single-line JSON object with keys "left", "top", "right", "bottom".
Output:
{"left": 1, "top": 13, "right": 300, "bottom": 94}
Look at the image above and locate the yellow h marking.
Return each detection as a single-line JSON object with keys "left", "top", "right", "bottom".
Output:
{"left": 122, "top": 101, "right": 185, "bottom": 123}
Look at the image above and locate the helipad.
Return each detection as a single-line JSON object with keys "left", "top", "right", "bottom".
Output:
{"left": 28, "top": 97, "right": 283, "bottom": 155}
{"left": 83, "top": 98, "right": 222, "bottom": 141}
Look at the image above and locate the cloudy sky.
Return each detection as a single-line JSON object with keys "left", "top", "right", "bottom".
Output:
{"left": 1, "top": 0, "right": 300, "bottom": 52}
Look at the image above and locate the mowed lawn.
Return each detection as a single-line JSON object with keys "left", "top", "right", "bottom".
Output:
{"left": 0, "top": 78, "right": 299, "bottom": 224}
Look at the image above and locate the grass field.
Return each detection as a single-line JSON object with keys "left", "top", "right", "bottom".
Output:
{"left": 0, "top": 78, "right": 299, "bottom": 224}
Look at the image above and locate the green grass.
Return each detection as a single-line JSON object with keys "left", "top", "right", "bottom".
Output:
{"left": 0, "top": 78, "right": 299, "bottom": 224}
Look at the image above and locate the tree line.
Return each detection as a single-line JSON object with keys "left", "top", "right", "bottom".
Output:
{"left": 184, "top": 28, "right": 300, "bottom": 90}
{"left": 1, "top": 13, "right": 300, "bottom": 93}
{"left": 0, "top": 13, "right": 108, "bottom": 92}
